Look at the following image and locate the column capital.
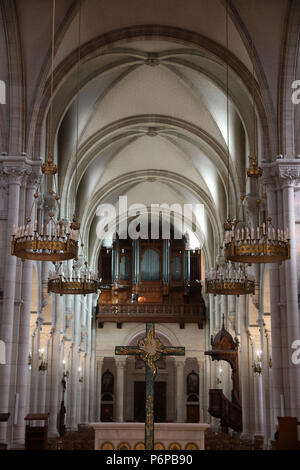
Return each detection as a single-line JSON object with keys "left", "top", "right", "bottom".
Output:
{"left": 115, "top": 357, "right": 126, "bottom": 368}
{"left": 0, "top": 155, "right": 42, "bottom": 186}
{"left": 262, "top": 159, "right": 300, "bottom": 189}
{"left": 175, "top": 358, "right": 185, "bottom": 367}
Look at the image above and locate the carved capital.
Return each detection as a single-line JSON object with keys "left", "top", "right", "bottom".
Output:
{"left": 115, "top": 357, "right": 126, "bottom": 368}
{"left": 2, "top": 163, "right": 31, "bottom": 186}
{"left": 262, "top": 160, "right": 300, "bottom": 189}
{"left": 278, "top": 165, "right": 300, "bottom": 188}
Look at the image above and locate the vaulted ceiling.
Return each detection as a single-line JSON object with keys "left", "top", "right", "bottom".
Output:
{"left": 0, "top": 0, "right": 298, "bottom": 269}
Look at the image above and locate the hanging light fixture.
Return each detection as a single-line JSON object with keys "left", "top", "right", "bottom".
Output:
{"left": 225, "top": 38, "right": 290, "bottom": 265}
{"left": 206, "top": 0, "right": 254, "bottom": 297}
{"left": 48, "top": 257, "right": 99, "bottom": 296}
{"left": 11, "top": 0, "right": 79, "bottom": 262}
{"left": 206, "top": 252, "right": 255, "bottom": 296}
{"left": 47, "top": 0, "right": 99, "bottom": 297}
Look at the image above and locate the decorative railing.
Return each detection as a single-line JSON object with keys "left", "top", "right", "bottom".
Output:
{"left": 96, "top": 303, "right": 204, "bottom": 324}
{"left": 208, "top": 389, "right": 242, "bottom": 433}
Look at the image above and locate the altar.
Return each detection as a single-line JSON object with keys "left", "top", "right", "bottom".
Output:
{"left": 91, "top": 422, "right": 210, "bottom": 450}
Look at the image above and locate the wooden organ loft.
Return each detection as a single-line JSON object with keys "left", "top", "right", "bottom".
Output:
{"left": 96, "top": 234, "right": 206, "bottom": 327}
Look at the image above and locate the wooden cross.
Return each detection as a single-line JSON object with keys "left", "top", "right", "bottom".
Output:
{"left": 115, "top": 322, "right": 185, "bottom": 450}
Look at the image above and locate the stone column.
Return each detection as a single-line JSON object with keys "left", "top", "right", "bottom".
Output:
{"left": 69, "top": 296, "right": 80, "bottom": 430}
{"left": 197, "top": 358, "right": 205, "bottom": 422}
{"left": 265, "top": 176, "right": 286, "bottom": 427}
{"left": 264, "top": 161, "right": 300, "bottom": 420}
{"left": 254, "top": 369, "right": 264, "bottom": 437}
{"left": 12, "top": 172, "right": 39, "bottom": 446}
{"left": 0, "top": 162, "right": 28, "bottom": 445}
{"left": 115, "top": 358, "right": 126, "bottom": 422}
{"left": 96, "top": 357, "right": 104, "bottom": 421}
{"left": 82, "top": 353, "right": 90, "bottom": 424}
{"left": 175, "top": 358, "right": 185, "bottom": 423}
{"left": 48, "top": 294, "right": 62, "bottom": 437}
{"left": 89, "top": 295, "right": 98, "bottom": 422}
{"left": 281, "top": 176, "right": 300, "bottom": 418}
{"left": 209, "top": 295, "right": 215, "bottom": 337}
{"left": 239, "top": 295, "right": 251, "bottom": 438}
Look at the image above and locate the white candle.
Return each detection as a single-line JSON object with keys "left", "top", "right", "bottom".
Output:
{"left": 262, "top": 223, "right": 266, "bottom": 235}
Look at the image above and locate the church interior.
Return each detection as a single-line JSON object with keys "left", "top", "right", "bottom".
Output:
{"left": 0, "top": 0, "right": 299, "bottom": 451}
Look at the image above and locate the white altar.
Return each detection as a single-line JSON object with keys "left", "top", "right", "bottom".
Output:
{"left": 91, "top": 422, "right": 210, "bottom": 450}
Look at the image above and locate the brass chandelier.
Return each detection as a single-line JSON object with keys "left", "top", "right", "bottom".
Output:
{"left": 48, "top": 259, "right": 99, "bottom": 296}
{"left": 224, "top": 215, "right": 290, "bottom": 264}
{"left": 224, "top": 40, "right": 290, "bottom": 265}
{"left": 206, "top": 256, "right": 255, "bottom": 297}
{"left": 47, "top": 2, "right": 98, "bottom": 297}
{"left": 206, "top": 0, "right": 255, "bottom": 297}
{"left": 11, "top": 0, "right": 79, "bottom": 263}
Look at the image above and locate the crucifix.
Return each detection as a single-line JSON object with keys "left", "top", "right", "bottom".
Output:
{"left": 115, "top": 322, "right": 185, "bottom": 450}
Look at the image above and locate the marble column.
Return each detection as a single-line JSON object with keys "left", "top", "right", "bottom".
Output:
{"left": 265, "top": 177, "right": 286, "bottom": 426}
{"left": 264, "top": 161, "right": 300, "bottom": 420}
{"left": 282, "top": 179, "right": 300, "bottom": 418}
{"left": 254, "top": 370, "right": 264, "bottom": 436}
{"left": 89, "top": 295, "right": 98, "bottom": 422}
{"left": 69, "top": 296, "right": 80, "bottom": 430}
{"left": 239, "top": 295, "right": 251, "bottom": 438}
{"left": 175, "top": 358, "right": 185, "bottom": 423}
{"left": 82, "top": 353, "right": 90, "bottom": 424}
{"left": 12, "top": 181, "right": 36, "bottom": 446}
{"left": 197, "top": 358, "right": 205, "bottom": 422}
{"left": 48, "top": 294, "right": 62, "bottom": 436}
{"left": 115, "top": 358, "right": 126, "bottom": 422}
{"left": 96, "top": 357, "right": 104, "bottom": 421}
{"left": 0, "top": 161, "right": 31, "bottom": 445}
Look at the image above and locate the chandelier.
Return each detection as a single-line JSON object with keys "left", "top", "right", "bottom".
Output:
{"left": 48, "top": 259, "right": 99, "bottom": 296}
{"left": 11, "top": 0, "right": 79, "bottom": 263}
{"left": 206, "top": 259, "right": 255, "bottom": 296}
{"left": 224, "top": 215, "right": 290, "bottom": 264}
{"left": 205, "top": 1, "right": 255, "bottom": 297}
{"left": 11, "top": 204, "right": 79, "bottom": 261}
{"left": 224, "top": 36, "right": 290, "bottom": 265}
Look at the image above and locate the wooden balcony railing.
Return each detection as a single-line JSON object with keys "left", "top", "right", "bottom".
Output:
{"left": 96, "top": 303, "right": 204, "bottom": 325}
